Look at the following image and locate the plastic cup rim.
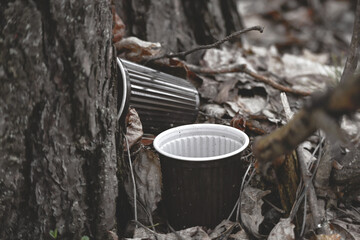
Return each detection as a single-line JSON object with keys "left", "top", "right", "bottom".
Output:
{"left": 153, "top": 123, "right": 250, "bottom": 161}
{"left": 117, "top": 58, "right": 129, "bottom": 121}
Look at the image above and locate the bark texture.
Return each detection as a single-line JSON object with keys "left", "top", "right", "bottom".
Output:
{"left": 116, "top": 0, "right": 243, "bottom": 63}
{"left": 0, "top": 0, "right": 118, "bottom": 239}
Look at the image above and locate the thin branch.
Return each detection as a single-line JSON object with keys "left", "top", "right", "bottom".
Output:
{"left": 263, "top": 198, "right": 286, "bottom": 214}
{"left": 145, "top": 26, "right": 264, "bottom": 63}
{"left": 253, "top": 73, "right": 360, "bottom": 177}
{"left": 341, "top": 0, "right": 360, "bottom": 83}
{"left": 124, "top": 133, "right": 138, "bottom": 226}
{"left": 189, "top": 63, "right": 311, "bottom": 96}
{"left": 281, "top": 93, "right": 331, "bottom": 235}
{"left": 132, "top": 220, "right": 160, "bottom": 238}
{"left": 243, "top": 66, "right": 311, "bottom": 96}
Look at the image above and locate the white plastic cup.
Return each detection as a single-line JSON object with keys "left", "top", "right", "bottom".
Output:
{"left": 153, "top": 124, "right": 249, "bottom": 229}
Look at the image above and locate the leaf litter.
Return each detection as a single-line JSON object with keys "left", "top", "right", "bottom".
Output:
{"left": 114, "top": 1, "right": 360, "bottom": 239}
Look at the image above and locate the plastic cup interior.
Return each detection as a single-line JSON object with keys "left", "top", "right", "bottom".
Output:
{"left": 153, "top": 124, "right": 249, "bottom": 161}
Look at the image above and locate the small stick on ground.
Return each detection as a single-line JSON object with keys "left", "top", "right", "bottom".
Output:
{"left": 282, "top": 93, "right": 332, "bottom": 235}
{"left": 145, "top": 26, "right": 264, "bottom": 63}
{"left": 189, "top": 63, "right": 311, "bottom": 96}
{"left": 341, "top": 0, "right": 360, "bottom": 83}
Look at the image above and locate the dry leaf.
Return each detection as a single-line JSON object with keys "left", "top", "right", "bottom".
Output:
{"left": 331, "top": 220, "right": 359, "bottom": 240}
{"left": 201, "top": 104, "right": 227, "bottom": 119}
{"left": 267, "top": 218, "right": 295, "bottom": 240}
{"left": 112, "top": 6, "right": 125, "bottom": 43}
{"left": 132, "top": 226, "right": 210, "bottom": 240}
{"left": 215, "top": 79, "right": 238, "bottom": 103}
{"left": 124, "top": 107, "right": 143, "bottom": 151}
{"left": 124, "top": 148, "right": 162, "bottom": 224}
{"left": 314, "top": 234, "right": 341, "bottom": 240}
{"left": 115, "top": 37, "right": 161, "bottom": 62}
{"left": 198, "top": 76, "right": 219, "bottom": 99}
{"left": 209, "top": 220, "right": 249, "bottom": 240}
{"left": 241, "top": 186, "right": 271, "bottom": 238}
{"left": 108, "top": 230, "right": 119, "bottom": 240}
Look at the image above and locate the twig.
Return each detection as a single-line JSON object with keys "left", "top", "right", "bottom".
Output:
{"left": 227, "top": 161, "right": 253, "bottom": 221}
{"left": 289, "top": 136, "right": 325, "bottom": 221}
{"left": 281, "top": 93, "right": 331, "bottom": 236}
{"left": 132, "top": 220, "right": 160, "bottom": 238}
{"left": 145, "top": 26, "right": 263, "bottom": 63}
{"left": 189, "top": 63, "right": 311, "bottom": 96}
{"left": 263, "top": 199, "right": 286, "bottom": 214}
{"left": 242, "top": 66, "right": 311, "bottom": 96}
{"left": 187, "top": 63, "right": 247, "bottom": 74}
{"left": 253, "top": 73, "right": 360, "bottom": 176}
{"left": 341, "top": 0, "right": 360, "bottom": 83}
{"left": 167, "top": 222, "right": 185, "bottom": 240}
{"left": 217, "top": 222, "right": 240, "bottom": 240}
{"left": 124, "top": 133, "right": 138, "bottom": 226}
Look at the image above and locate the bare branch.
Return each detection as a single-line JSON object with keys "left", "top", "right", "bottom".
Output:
{"left": 253, "top": 73, "right": 360, "bottom": 176}
{"left": 145, "top": 26, "right": 264, "bottom": 63}
{"left": 341, "top": 0, "right": 360, "bottom": 83}
{"left": 188, "top": 63, "right": 311, "bottom": 96}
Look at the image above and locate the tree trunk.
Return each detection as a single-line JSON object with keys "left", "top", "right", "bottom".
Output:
{"left": 0, "top": 0, "right": 118, "bottom": 239}
{"left": 1, "top": 0, "right": 244, "bottom": 239}
{"left": 116, "top": 0, "right": 244, "bottom": 63}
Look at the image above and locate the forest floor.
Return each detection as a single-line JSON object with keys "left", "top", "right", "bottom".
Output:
{"left": 114, "top": 0, "right": 360, "bottom": 239}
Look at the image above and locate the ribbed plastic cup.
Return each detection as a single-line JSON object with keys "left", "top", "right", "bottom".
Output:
{"left": 153, "top": 124, "right": 249, "bottom": 230}
{"left": 117, "top": 58, "right": 200, "bottom": 134}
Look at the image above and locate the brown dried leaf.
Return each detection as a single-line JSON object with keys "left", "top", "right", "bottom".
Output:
{"left": 230, "top": 113, "right": 271, "bottom": 135}
{"left": 229, "top": 230, "right": 250, "bottom": 240}
{"left": 198, "top": 76, "right": 219, "bottom": 99}
{"left": 108, "top": 230, "right": 118, "bottom": 240}
{"left": 112, "top": 6, "right": 125, "bottom": 43}
{"left": 209, "top": 220, "right": 249, "bottom": 240}
{"left": 124, "top": 148, "right": 162, "bottom": 223}
{"left": 133, "top": 226, "right": 210, "bottom": 240}
{"left": 314, "top": 234, "right": 341, "bottom": 240}
{"left": 124, "top": 107, "right": 143, "bottom": 151}
{"left": 331, "top": 220, "right": 359, "bottom": 240}
{"left": 201, "top": 104, "right": 227, "bottom": 119}
{"left": 115, "top": 37, "right": 161, "bottom": 62}
{"left": 267, "top": 218, "right": 294, "bottom": 240}
{"left": 241, "top": 186, "right": 271, "bottom": 238}
{"left": 215, "top": 79, "right": 238, "bottom": 104}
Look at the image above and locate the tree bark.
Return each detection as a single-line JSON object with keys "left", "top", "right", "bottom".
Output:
{"left": 0, "top": 0, "right": 118, "bottom": 239}
{"left": 116, "top": 0, "right": 244, "bottom": 63}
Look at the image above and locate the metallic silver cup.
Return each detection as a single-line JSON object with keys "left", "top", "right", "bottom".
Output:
{"left": 117, "top": 58, "right": 200, "bottom": 134}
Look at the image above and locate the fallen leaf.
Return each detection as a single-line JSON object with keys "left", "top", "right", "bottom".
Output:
{"left": 331, "top": 219, "right": 359, "bottom": 240}
{"left": 115, "top": 37, "right": 161, "bottom": 62}
{"left": 124, "top": 107, "right": 143, "bottom": 151}
{"left": 112, "top": 6, "right": 125, "bottom": 43}
{"left": 124, "top": 148, "right": 162, "bottom": 224}
{"left": 201, "top": 104, "right": 227, "bottom": 119}
{"left": 132, "top": 226, "right": 210, "bottom": 240}
{"left": 267, "top": 218, "right": 295, "bottom": 240}
{"left": 197, "top": 76, "right": 219, "bottom": 99}
{"left": 215, "top": 79, "right": 238, "bottom": 103}
{"left": 209, "top": 220, "right": 239, "bottom": 238}
{"left": 314, "top": 234, "right": 341, "bottom": 240}
{"left": 281, "top": 53, "right": 339, "bottom": 92}
{"left": 230, "top": 113, "right": 268, "bottom": 135}
{"left": 229, "top": 230, "right": 250, "bottom": 240}
{"left": 241, "top": 186, "right": 271, "bottom": 238}
{"left": 209, "top": 220, "right": 249, "bottom": 240}
{"left": 108, "top": 230, "right": 119, "bottom": 240}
